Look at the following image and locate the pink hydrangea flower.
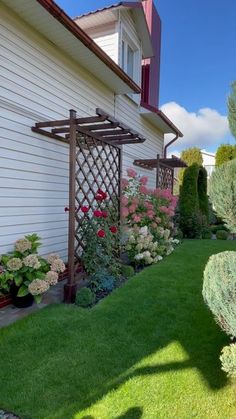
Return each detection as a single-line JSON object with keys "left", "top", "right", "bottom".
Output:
{"left": 129, "top": 204, "right": 137, "bottom": 214}
{"left": 121, "top": 178, "right": 129, "bottom": 189}
{"left": 132, "top": 214, "right": 141, "bottom": 222}
{"left": 139, "top": 176, "right": 148, "bottom": 185}
{"left": 159, "top": 206, "right": 169, "bottom": 214}
{"left": 147, "top": 210, "right": 154, "bottom": 219}
{"left": 155, "top": 217, "right": 162, "bottom": 223}
{"left": 152, "top": 222, "right": 158, "bottom": 228}
{"left": 121, "top": 207, "right": 129, "bottom": 218}
{"left": 127, "top": 168, "right": 137, "bottom": 178}
{"left": 121, "top": 196, "right": 129, "bottom": 206}
{"left": 140, "top": 185, "right": 148, "bottom": 194}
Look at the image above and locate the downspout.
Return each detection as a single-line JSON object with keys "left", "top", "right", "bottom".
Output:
{"left": 163, "top": 132, "right": 179, "bottom": 158}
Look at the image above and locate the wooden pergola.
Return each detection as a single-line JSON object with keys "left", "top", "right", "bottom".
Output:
{"left": 134, "top": 154, "right": 187, "bottom": 191}
{"left": 32, "top": 108, "right": 146, "bottom": 302}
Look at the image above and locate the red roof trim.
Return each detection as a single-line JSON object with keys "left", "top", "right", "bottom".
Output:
{"left": 141, "top": 101, "right": 183, "bottom": 137}
{"left": 36, "top": 0, "right": 141, "bottom": 93}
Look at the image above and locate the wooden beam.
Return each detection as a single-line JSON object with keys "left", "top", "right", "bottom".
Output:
{"left": 81, "top": 122, "right": 120, "bottom": 131}
{"left": 32, "top": 127, "right": 68, "bottom": 144}
{"left": 35, "top": 119, "right": 70, "bottom": 128}
{"left": 100, "top": 134, "right": 137, "bottom": 141}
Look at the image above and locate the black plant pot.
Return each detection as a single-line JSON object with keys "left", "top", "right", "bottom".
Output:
{"left": 10, "top": 284, "right": 34, "bottom": 308}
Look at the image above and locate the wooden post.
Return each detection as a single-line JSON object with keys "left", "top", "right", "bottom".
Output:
{"left": 156, "top": 154, "right": 160, "bottom": 188}
{"left": 64, "top": 109, "right": 77, "bottom": 303}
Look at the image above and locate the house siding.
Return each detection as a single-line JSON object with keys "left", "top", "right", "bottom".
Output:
{"left": 0, "top": 4, "right": 164, "bottom": 259}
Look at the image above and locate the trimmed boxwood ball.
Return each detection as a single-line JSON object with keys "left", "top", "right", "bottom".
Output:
{"left": 216, "top": 230, "right": 228, "bottom": 240}
{"left": 202, "top": 251, "right": 236, "bottom": 337}
{"left": 220, "top": 344, "right": 236, "bottom": 378}
{"left": 121, "top": 264, "right": 135, "bottom": 278}
{"left": 75, "top": 287, "right": 95, "bottom": 308}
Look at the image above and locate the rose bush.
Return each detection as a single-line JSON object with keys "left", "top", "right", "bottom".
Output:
{"left": 121, "top": 169, "right": 179, "bottom": 266}
{"left": 0, "top": 234, "right": 65, "bottom": 303}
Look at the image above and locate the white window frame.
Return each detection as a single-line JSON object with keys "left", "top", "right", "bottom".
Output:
{"left": 120, "top": 29, "right": 141, "bottom": 88}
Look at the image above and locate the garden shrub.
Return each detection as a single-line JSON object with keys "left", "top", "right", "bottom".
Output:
{"left": 178, "top": 147, "right": 203, "bottom": 185}
{"left": 216, "top": 230, "right": 228, "bottom": 240}
{"left": 75, "top": 287, "right": 95, "bottom": 308}
{"left": 220, "top": 344, "right": 236, "bottom": 378}
{"left": 202, "top": 230, "right": 212, "bottom": 239}
{"left": 90, "top": 270, "right": 116, "bottom": 292}
{"left": 121, "top": 265, "right": 135, "bottom": 278}
{"left": 179, "top": 164, "right": 209, "bottom": 238}
{"left": 202, "top": 251, "right": 236, "bottom": 338}
{"left": 210, "top": 224, "right": 228, "bottom": 234}
{"left": 209, "top": 159, "right": 236, "bottom": 233}
{"left": 215, "top": 144, "right": 236, "bottom": 166}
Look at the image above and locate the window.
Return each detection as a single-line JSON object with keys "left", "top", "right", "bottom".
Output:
{"left": 120, "top": 37, "right": 138, "bottom": 83}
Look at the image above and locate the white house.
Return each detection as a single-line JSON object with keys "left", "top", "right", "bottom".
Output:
{"left": 0, "top": 0, "right": 182, "bottom": 259}
{"left": 201, "top": 150, "right": 215, "bottom": 177}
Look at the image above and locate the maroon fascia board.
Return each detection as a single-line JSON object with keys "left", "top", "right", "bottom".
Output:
{"left": 141, "top": 101, "right": 183, "bottom": 137}
{"left": 35, "top": 0, "right": 141, "bottom": 93}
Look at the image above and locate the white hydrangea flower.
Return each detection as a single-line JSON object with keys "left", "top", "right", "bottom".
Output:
{"left": 47, "top": 253, "right": 60, "bottom": 265}
{"left": 7, "top": 258, "right": 22, "bottom": 271}
{"left": 15, "top": 238, "right": 32, "bottom": 253}
{"left": 45, "top": 270, "right": 58, "bottom": 286}
{"left": 23, "top": 254, "right": 41, "bottom": 270}
{"left": 50, "top": 259, "right": 65, "bottom": 273}
{"left": 139, "top": 226, "right": 148, "bottom": 236}
{"left": 28, "top": 279, "right": 49, "bottom": 295}
{"left": 134, "top": 253, "right": 144, "bottom": 260}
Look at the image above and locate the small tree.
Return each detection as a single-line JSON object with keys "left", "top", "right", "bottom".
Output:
{"left": 178, "top": 147, "right": 203, "bottom": 185}
{"left": 209, "top": 159, "right": 236, "bottom": 233}
{"left": 215, "top": 144, "right": 236, "bottom": 166}
{"left": 228, "top": 81, "right": 236, "bottom": 139}
{"left": 179, "top": 164, "right": 208, "bottom": 238}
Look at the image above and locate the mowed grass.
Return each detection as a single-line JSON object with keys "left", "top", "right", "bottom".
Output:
{"left": 0, "top": 240, "right": 236, "bottom": 419}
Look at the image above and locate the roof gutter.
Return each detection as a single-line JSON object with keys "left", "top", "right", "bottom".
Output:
{"left": 163, "top": 133, "right": 179, "bottom": 158}
{"left": 36, "top": 0, "right": 141, "bottom": 93}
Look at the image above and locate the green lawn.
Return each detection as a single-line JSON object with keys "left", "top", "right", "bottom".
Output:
{"left": 1, "top": 240, "right": 236, "bottom": 419}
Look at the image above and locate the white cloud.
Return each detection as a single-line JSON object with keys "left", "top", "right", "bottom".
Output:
{"left": 161, "top": 102, "right": 230, "bottom": 152}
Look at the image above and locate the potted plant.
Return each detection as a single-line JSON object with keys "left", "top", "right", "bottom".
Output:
{"left": 0, "top": 234, "right": 65, "bottom": 308}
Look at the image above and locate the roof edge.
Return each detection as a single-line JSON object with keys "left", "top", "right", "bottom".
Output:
{"left": 140, "top": 101, "right": 183, "bottom": 137}
{"left": 36, "top": 0, "right": 141, "bottom": 93}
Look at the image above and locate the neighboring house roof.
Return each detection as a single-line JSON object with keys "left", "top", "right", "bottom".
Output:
{"left": 2, "top": 0, "right": 141, "bottom": 94}
{"left": 74, "top": 1, "right": 153, "bottom": 59}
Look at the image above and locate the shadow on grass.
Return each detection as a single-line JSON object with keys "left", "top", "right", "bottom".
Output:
{"left": 0, "top": 240, "right": 233, "bottom": 419}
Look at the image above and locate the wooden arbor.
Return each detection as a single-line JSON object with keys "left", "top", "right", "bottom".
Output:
{"left": 134, "top": 155, "right": 187, "bottom": 191}
{"left": 32, "top": 108, "right": 146, "bottom": 302}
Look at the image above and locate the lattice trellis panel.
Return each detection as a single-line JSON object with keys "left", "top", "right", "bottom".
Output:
{"left": 74, "top": 132, "right": 121, "bottom": 260}
{"left": 158, "top": 164, "right": 174, "bottom": 191}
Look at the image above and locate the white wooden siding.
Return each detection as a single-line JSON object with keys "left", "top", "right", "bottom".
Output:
{"left": 0, "top": 4, "right": 164, "bottom": 259}
{"left": 86, "top": 23, "right": 119, "bottom": 64}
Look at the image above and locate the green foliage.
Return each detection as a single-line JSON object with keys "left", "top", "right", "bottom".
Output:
{"left": 75, "top": 287, "right": 95, "bottom": 308}
{"left": 228, "top": 81, "right": 236, "bottom": 139}
{"left": 202, "top": 231, "right": 212, "bottom": 239}
{"left": 121, "top": 264, "right": 135, "bottom": 278}
{"left": 216, "top": 230, "right": 228, "bottom": 240}
{"left": 210, "top": 224, "right": 228, "bottom": 234}
{"left": 209, "top": 159, "right": 236, "bottom": 233}
{"left": 90, "top": 269, "right": 116, "bottom": 292}
{"left": 220, "top": 343, "right": 236, "bottom": 378}
{"left": 215, "top": 144, "right": 236, "bottom": 166}
{"left": 178, "top": 147, "right": 203, "bottom": 185}
{"left": 203, "top": 251, "right": 236, "bottom": 338}
{"left": 179, "top": 164, "right": 209, "bottom": 238}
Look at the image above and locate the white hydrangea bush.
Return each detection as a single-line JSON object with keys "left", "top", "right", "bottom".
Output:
{"left": 0, "top": 234, "right": 65, "bottom": 303}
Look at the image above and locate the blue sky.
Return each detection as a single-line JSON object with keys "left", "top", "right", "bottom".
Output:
{"left": 56, "top": 0, "right": 236, "bottom": 152}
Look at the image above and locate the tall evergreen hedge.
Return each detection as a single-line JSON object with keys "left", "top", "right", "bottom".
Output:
{"left": 179, "top": 164, "right": 208, "bottom": 238}
{"left": 209, "top": 159, "right": 236, "bottom": 233}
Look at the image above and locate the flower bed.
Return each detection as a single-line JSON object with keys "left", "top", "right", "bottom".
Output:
{"left": 121, "top": 169, "right": 179, "bottom": 266}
